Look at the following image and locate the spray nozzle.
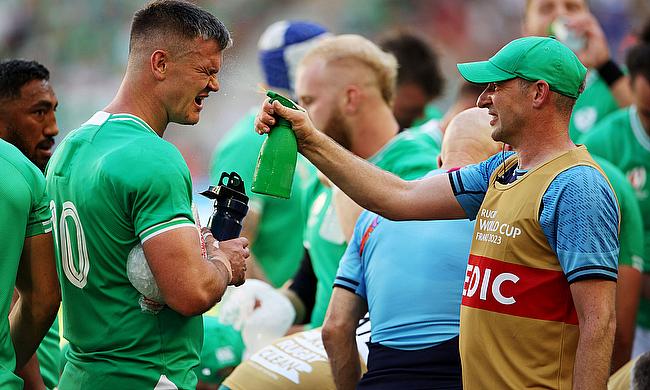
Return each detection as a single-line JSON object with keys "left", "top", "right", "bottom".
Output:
{"left": 267, "top": 90, "right": 298, "bottom": 110}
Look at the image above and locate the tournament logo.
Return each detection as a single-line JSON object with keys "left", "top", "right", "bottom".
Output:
{"left": 627, "top": 166, "right": 647, "bottom": 199}
{"left": 572, "top": 107, "right": 597, "bottom": 133}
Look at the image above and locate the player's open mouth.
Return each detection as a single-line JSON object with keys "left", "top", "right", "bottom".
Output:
{"left": 194, "top": 95, "right": 207, "bottom": 109}
{"left": 37, "top": 139, "right": 54, "bottom": 156}
{"left": 488, "top": 111, "right": 498, "bottom": 126}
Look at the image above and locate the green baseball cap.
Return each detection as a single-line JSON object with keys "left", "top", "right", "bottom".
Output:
{"left": 457, "top": 36, "right": 587, "bottom": 98}
{"left": 194, "top": 316, "right": 245, "bottom": 384}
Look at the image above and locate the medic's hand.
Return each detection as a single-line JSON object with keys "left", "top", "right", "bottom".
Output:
{"left": 254, "top": 98, "right": 319, "bottom": 151}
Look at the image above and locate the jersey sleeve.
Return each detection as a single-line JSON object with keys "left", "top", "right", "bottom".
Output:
{"left": 26, "top": 170, "right": 52, "bottom": 237}
{"left": 334, "top": 212, "right": 374, "bottom": 300}
{"left": 448, "top": 151, "right": 515, "bottom": 220}
{"left": 118, "top": 143, "right": 195, "bottom": 243}
{"left": 540, "top": 166, "right": 619, "bottom": 283}
{"left": 617, "top": 179, "right": 646, "bottom": 272}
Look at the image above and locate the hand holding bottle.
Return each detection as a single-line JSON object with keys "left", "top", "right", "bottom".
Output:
{"left": 202, "top": 227, "right": 249, "bottom": 287}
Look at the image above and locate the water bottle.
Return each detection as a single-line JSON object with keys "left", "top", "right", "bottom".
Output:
{"left": 251, "top": 90, "right": 299, "bottom": 199}
{"left": 548, "top": 16, "right": 586, "bottom": 53}
{"left": 200, "top": 171, "right": 249, "bottom": 241}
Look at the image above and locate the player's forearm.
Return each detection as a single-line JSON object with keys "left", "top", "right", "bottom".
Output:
{"left": 573, "top": 312, "right": 616, "bottom": 389}
{"left": 322, "top": 331, "right": 361, "bottom": 390}
{"left": 162, "top": 257, "right": 230, "bottom": 316}
{"left": 15, "top": 353, "right": 46, "bottom": 389}
{"left": 282, "top": 288, "right": 307, "bottom": 325}
{"left": 187, "top": 260, "right": 231, "bottom": 315}
{"left": 608, "top": 75, "right": 633, "bottom": 108}
{"left": 9, "top": 297, "right": 57, "bottom": 368}
{"left": 611, "top": 265, "right": 641, "bottom": 371}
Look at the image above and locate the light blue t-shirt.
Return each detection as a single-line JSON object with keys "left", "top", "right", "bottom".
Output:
{"left": 335, "top": 170, "right": 474, "bottom": 351}
{"left": 448, "top": 152, "right": 619, "bottom": 283}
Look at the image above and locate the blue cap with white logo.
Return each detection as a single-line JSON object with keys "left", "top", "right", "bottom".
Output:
{"left": 258, "top": 20, "right": 330, "bottom": 94}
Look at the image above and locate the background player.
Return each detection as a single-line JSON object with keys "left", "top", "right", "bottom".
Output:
{"left": 211, "top": 20, "right": 329, "bottom": 288}
{"left": 287, "top": 34, "right": 439, "bottom": 332}
{"left": 0, "top": 61, "right": 60, "bottom": 389}
{"left": 0, "top": 58, "right": 62, "bottom": 390}
{"left": 523, "top": 0, "right": 633, "bottom": 141}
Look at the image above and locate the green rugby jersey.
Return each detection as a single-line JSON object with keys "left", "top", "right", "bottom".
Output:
{"left": 405, "top": 118, "right": 443, "bottom": 155}
{"left": 0, "top": 139, "right": 51, "bottom": 390}
{"left": 46, "top": 112, "right": 201, "bottom": 389}
{"left": 36, "top": 318, "right": 61, "bottom": 389}
{"left": 569, "top": 71, "right": 620, "bottom": 143}
{"left": 410, "top": 102, "right": 443, "bottom": 127}
{"left": 594, "top": 157, "right": 645, "bottom": 271}
{"left": 210, "top": 109, "right": 307, "bottom": 287}
{"left": 304, "top": 131, "right": 439, "bottom": 328}
{"left": 584, "top": 106, "right": 650, "bottom": 328}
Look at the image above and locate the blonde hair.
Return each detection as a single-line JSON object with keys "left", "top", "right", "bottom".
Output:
{"left": 301, "top": 34, "right": 398, "bottom": 104}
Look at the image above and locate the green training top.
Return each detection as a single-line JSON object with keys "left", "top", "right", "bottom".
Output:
{"left": 304, "top": 130, "right": 439, "bottom": 328}
{"left": 594, "top": 157, "right": 645, "bottom": 271}
{"left": 584, "top": 106, "right": 650, "bottom": 328}
{"left": 46, "top": 112, "right": 201, "bottom": 390}
{"left": 0, "top": 139, "right": 52, "bottom": 390}
{"left": 569, "top": 71, "right": 620, "bottom": 143}
{"left": 210, "top": 109, "right": 308, "bottom": 287}
{"left": 410, "top": 102, "right": 443, "bottom": 127}
{"left": 403, "top": 118, "right": 443, "bottom": 157}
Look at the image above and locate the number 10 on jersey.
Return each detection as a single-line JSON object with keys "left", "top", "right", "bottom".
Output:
{"left": 50, "top": 200, "right": 90, "bottom": 288}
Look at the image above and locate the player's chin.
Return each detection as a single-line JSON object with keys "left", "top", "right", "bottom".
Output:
{"left": 490, "top": 127, "right": 504, "bottom": 142}
{"left": 178, "top": 112, "right": 201, "bottom": 126}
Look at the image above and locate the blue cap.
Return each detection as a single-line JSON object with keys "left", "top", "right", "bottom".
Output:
{"left": 258, "top": 21, "right": 330, "bottom": 93}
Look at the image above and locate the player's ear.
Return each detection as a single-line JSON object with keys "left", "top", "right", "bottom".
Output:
{"left": 151, "top": 50, "right": 169, "bottom": 81}
{"left": 531, "top": 80, "right": 551, "bottom": 109}
{"left": 343, "top": 84, "right": 362, "bottom": 115}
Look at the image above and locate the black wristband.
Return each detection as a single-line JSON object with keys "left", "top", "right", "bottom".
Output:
{"left": 596, "top": 59, "right": 624, "bottom": 86}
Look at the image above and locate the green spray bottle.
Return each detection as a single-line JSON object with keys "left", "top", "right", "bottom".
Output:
{"left": 251, "top": 90, "right": 298, "bottom": 199}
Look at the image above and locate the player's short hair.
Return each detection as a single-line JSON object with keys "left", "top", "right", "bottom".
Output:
{"left": 632, "top": 352, "right": 650, "bottom": 389}
{"left": 626, "top": 20, "right": 650, "bottom": 82}
{"left": 129, "top": 0, "right": 231, "bottom": 54}
{"left": 377, "top": 30, "right": 444, "bottom": 100}
{"left": 517, "top": 77, "right": 584, "bottom": 116}
{"left": 301, "top": 34, "right": 398, "bottom": 104}
{"left": 0, "top": 59, "right": 49, "bottom": 101}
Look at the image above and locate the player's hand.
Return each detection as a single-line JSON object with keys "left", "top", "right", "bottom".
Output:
{"left": 568, "top": 13, "right": 609, "bottom": 68}
{"left": 254, "top": 98, "right": 318, "bottom": 150}
{"left": 218, "top": 237, "right": 250, "bottom": 286}
{"left": 202, "top": 228, "right": 249, "bottom": 286}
